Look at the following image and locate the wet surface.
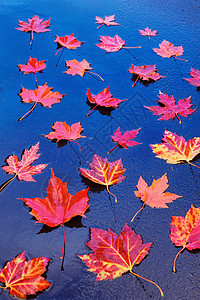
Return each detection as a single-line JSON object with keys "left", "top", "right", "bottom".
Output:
{"left": 0, "top": 0, "right": 200, "bottom": 299}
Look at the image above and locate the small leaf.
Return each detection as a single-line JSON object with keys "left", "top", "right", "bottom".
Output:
{"left": 96, "top": 35, "right": 141, "bottom": 53}
{"left": 18, "top": 57, "right": 46, "bottom": 82}
{"left": 79, "top": 154, "right": 126, "bottom": 202}
{"left": 95, "top": 15, "right": 119, "bottom": 29}
{"left": 183, "top": 67, "right": 200, "bottom": 87}
{"left": 139, "top": 27, "right": 157, "bottom": 38}
{"left": 153, "top": 40, "right": 187, "bottom": 60}
{"left": 54, "top": 34, "right": 84, "bottom": 55}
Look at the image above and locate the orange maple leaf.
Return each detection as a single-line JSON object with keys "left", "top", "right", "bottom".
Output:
{"left": 169, "top": 205, "right": 200, "bottom": 272}
{"left": 78, "top": 223, "right": 163, "bottom": 297}
{"left": 131, "top": 174, "right": 181, "bottom": 222}
{"left": 150, "top": 129, "right": 200, "bottom": 169}
{"left": 0, "top": 251, "right": 51, "bottom": 299}
{"left": 79, "top": 154, "right": 126, "bottom": 202}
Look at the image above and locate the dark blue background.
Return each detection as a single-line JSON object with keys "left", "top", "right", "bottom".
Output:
{"left": 0, "top": 0, "right": 200, "bottom": 299}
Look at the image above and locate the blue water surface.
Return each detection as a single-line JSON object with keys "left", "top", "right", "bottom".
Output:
{"left": 0, "top": 0, "right": 200, "bottom": 299}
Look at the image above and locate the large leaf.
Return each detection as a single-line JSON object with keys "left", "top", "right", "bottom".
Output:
{"left": 79, "top": 154, "right": 126, "bottom": 202}
{"left": 169, "top": 205, "right": 200, "bottom": 272}
{"left": 150, "top": 129, "right": 200, "bottom": 169}
{"left": 78, "top": 223, "right": 163, "bottom": 296}
{"left": 19, "top": 169, "right": 90, "bottom": 259}
{"left": 0, "top": 251, "right": 51, "bottom": 299}
{"left": 96, "top": 35, "right": 141, "bottom": 53}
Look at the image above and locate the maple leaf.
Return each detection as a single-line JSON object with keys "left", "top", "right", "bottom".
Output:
{"left": 183, "top": 67, "right": 200, "bottom": 87}
{"left": 150, "top": 129, "right": 200, "bottom": 169}
{"left": 64, "top": 59, "right": 104, "bottom": 81}
{"left": 95, "top": 15, "right": 119, "bottom": 29}
{"left": 18, "top": 57, "right": 46, "bottom": 82}
{"left": 16, "top": 15, "right": 51, "bottom": 45}
{"left": 96, "top": 35, "right": 141, "bottom": 53}
{"left": 79, "top": 154, "right": 126, "bottom": 202}
{"left": 78, "top": 223, "right": 164, "bottom": 297}
{"left": 145, "top": 91, "right": 196, "bottom": 124}
{"left": 86, "top": 86, "right": 127, "bottom": 116}
{"left": 1, "top": 142, "right": 47, "bottom": 192}
{"left": 107, "top": 127, "right": 142, "bottom": 154}
{"left": 131, "top": 174, "right": 181, "bottom": 222}
{"left": 19, "top": 169, "right": 90, "bottom": 259}
{"left": 153, "top": 40, "right": 187, "bottom": 61}
{"left": 43, "top": 121, "right": 86, "bottom": 151}
{"left": 128, "top": 64, "right": 165, "bottom": 87}
{"left": 18, "top": 83, "right": 65, "bottom": 121}
{"left": 139, "top": 27, "right": 158, "bottom": 39}
{"left": 0, "top": 251, "right": 51, "bottom": 299}
{"left": 54, "top": 34, "right": 84, "bottom": 55}
{"left": 169, "top": 205, "right": 200, "bottom": 272}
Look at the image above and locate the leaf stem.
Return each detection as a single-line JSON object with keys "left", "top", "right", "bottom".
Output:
{"left": 131, "top": 203, "right": 146, "bottom": 222}
{"left": 132, "top": 75, "right": 140, "bottom": 87}
{"left": 55, "top": 46, "right": 65, "bottom": 56}
{"left": 175, "top": 113, "right": 181, "bottom": 124}
{"left": 130, "top": 270, "right": 164, "bottom": 297}
{"left": 0, "top": 174, "right": 17, "bottom": 192}
{"left": 87, "top": 71, "right": 104, "bottom": 81}
{"left": 97, "top": 24, "right": 104, "bottom": 29}
{"left": 173, "top": 56, "right": 188, "bottom": 62}
{"left": 123, "top": 46, "right": 141, "bottom": 49}
{"left": 173, "top": 247, "right": 185, "bottom": 272}
{"left": 30, "top": 30, "right": 33, "bottom": 45}
{"left": 107, "top": 144, "right": 119, "bottom": 155}
{"left": 18, "top": 102, "right": 37, "bottom": 121}
{"left": 34, "top": 72, "right": 37, "bottom": 83}
{"left": 188, "top": 161, "right": 200, "bottom": 169}
{"left": 86, "top": 104, "right": 99, "bottom": 117}
{"left": 70, "top": 140, "right": 81, "bottom": 151}
{"left": 106, "top": 185, "right": 117, "bottom": 202}
{"left": 60, "top": 222, "right": 66, "bottom": 260}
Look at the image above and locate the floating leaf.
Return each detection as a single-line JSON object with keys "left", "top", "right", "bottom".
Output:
{"left": 18, "top": 57, "right": 46, "bottom": 82}
{"left": 86, "top": 86, "right": 126, "bottom": 116}
{"left": 79, "top": 154, "right": 126, "bottom": 202}
{"left": 1, "top": 142, "right": 47, "bottom": 192}
{"left": 43, "top": 121, "right": 86, "bottom": 151}
{"left": 150, "top": 129, "right": 200, "bottom": 169}
{"left": 131, "top": 174, "right": 181, "bottom": 222}
{"left": 96, "top": 35, "right": 141, "bottom": 52}
{"left": 78, "top": 223, "right": 164, "bottom": 297}
{"left": 128, "top": 64, "right": 165, "bottom": 87}
{"left": 107, "top": 127, "right": 141, "bottom": 154}
{"left": 153, "top": 40, "right": 187, "bottom": 61}
{"left": 0, "top": 251, "right": 51, "bottom": 299}
{"left": 55, "top": 34, "right": 84, "bottom": 55}
{"left": 16, "top": 15, "right": 51, "bottom": 45}
{"left": 145, "top": 91, "right": 195, "bottom": 124}
{"left": 139, "top": 27, "right": 157, "bottom": 39}
{"left": 19, "top": 169, "right": 90, "bottom": 260}
{"left": 95, "top": 15, "right": 119, "bottom": 29}
{"left": 183, "top": 67, "right": 200, "bottom": 87}
{"left": 18, "top": 83, "right": 65, "bottom": 121}
{"left": 169, "top": 205, "right": 200, "bottom": 272}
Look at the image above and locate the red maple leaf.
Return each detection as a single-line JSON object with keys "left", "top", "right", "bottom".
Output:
{"left": 1, "top": 142, "right": 47, "bottom": 192}
{"left": 169, "top": 205, "right": 200, "bottom": 272}
{"left": 54, "top": 34, "right": 84, "bottom": 55}
{"left": 0, "top": 251, "right": 51, "bottom": 299}
{"left": 79, "top": 154, "right": 126, "bottom": 202}
{"left": 96, "top": 35, "right": 141, "bottom": 52}
{"left": 16, "top": 15, "right": 51, "bottom": 45}
{"left": 128, "top": 64, "right": 165, "bottom": 87}
{"left": 18, "top": 83, "right": 65, "bottom": 121}
{"left": 78, "top": 223, "right": 163, "bottom": 297}
{"left": 64, "top": 59, "right": 104, "bottom": 81}
{"left": 95, "top": 15, "right": 119, "bottom": 29}
{"left": 86, "top": 86, "right": 127, "bottom": 116}
{"left": 131, "top": 174, "right": 181, "bottom": 222}
{"left": 183, "top": 67, "right": 200, "bottom": 87}
{"left": 153, "top": 40, "right": 187, "bottom": 61}
{"left": 107, "top": 127, "right": 142, "bottom": 154}
{"left": 43, "top": 121, "right": 86, "bottom": 151}
{"left": 145, "top": 91, "right": 196, "bottom": 124}
{"left": 139, "top": 27, "right": 158, "bottom": 39}
{"left": 19, "top": 169, "right": 90, "bottom": 260}
{"left": 18, "top": 57, "right": 46, "bottom": 82}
